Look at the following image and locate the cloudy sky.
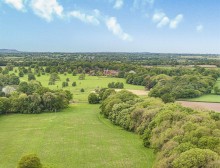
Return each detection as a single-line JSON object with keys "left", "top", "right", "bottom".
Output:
{"left": 0, "top": 0, "right": 219, "bottom": 53}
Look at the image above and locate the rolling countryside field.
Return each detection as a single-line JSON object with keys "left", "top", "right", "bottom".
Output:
{"left": 0, "top": 104, "right": 155, "bottom": 168}
{"left": 12, "top": 69, "right": 145, "bottom": 102}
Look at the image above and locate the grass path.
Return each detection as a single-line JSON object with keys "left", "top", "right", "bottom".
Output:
{"left": 0, "top": 104, "right": 155, "bottom": 168}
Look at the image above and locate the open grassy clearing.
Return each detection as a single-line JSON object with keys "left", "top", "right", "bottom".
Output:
{"left": 0, "top": 104, "right": 155, "bottom": 168}
{"left": 184, "top": 94, "right": 220, "bottom": 103}
{"left": 11, "top": 68, "right": 145, "bottom": 102}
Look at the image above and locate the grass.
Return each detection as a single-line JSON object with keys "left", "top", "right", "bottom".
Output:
{"left": 184, "top": 94, "right": 220, "bottom": 103}
{"left": 11, "top": 68, "right": 145, "bottom": 102}
{"left": 0, "top": 104, "right": 155, "bottom": 168}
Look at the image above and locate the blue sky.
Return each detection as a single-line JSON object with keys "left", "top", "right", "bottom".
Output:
{"left": 0, "top": 0, "right": 219, "bottom": 53}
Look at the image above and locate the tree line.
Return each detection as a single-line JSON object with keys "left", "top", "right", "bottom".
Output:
{"left": 0, "top": 81, "right": 72, "bottom": 114}
{"left": 99, "top": 89, "right": 220, "bottom": 168}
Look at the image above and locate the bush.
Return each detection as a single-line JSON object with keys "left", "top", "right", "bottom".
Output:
{"left": 108, "top": 82, "right": 124, "bottom": 89}
{"left": 17, "top": 154, "right": 42, "bottom": 168}
{"left": 88, "top": 93, "right": 100, "bottom": 104}
{"left": 172, "top": 148, "right": 219, "bottom": 168}
{"left": 28, "top": 73, "right": 36, "bottom": 81}
{"left": 80, "top": 88, "right": 85, "bottom": 92}
{"left": 78, "top": 74, "right": 85, "bottom": 80}
{"left": 72, "top": 82, "right": 76, "bottom": 87}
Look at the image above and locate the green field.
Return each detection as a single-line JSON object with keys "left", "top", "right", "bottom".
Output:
{"left": 0, "top": 104, "right": 155, "bottom": 168}
{"left": 13, "top": 69, "right": 145, "bottom": 102}
{"left": 185, "top": 94, "right": 220, "bottom": 103}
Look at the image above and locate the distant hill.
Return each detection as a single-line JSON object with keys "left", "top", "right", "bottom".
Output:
{"left": 0, "top": 49, "right": 20, "bottom": 53}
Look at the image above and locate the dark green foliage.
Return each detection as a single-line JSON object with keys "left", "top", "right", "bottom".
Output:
{"left": 3, "top": 81, "right": 72, "bottom": 114}
{"left": 161, "top": 93, "right": 175, "bottom": 103}
{"left": 72, "top": 70, "right": 77, "bottom": 76}
{"left": 214, "top": 86, "right": 220, "bottom": 95}
{"left": 88, "top": 93, "right": 100, "bottom": 104}
{"left": 80, "top": 88, "right": 85, "bottom": 92}
{"left": 19, "top": 71, "right": 24, "bottom": 77}
{"left": 28, "top": 73, "right": 36, "bottom": 81}
{"left": 17, "top": 154, "right": 42, "bottom": 168}
{"left": 0, "top": 74, "right": 20, "bottom": 86}
{"left": 62, "top": 81, "right": 68, "bottom": 88}
{"left": 108, "top": 82, "right": 124, "bottom": 89}
{"left": 149, "top": 75, "right": 215, "bottom": 102}
{"left": 0, "top": 97, "right": 10, "bottom": 114}
{"left": 72, "top": 81, "right": 76, "bottom": 87}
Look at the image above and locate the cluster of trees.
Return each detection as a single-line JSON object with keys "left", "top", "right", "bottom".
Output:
{"left": 88, "top": 88, "right": 116, "bottom": 104}
{"left": 0, "top": 74, "right": 20, "bottom": 88}
{"left": 149, "top": 75, "right": 216, "bottom": 102}
{"left": 0, "top": 81, "right": 72, "bottom": 114}
{"left": 108, "top": 82, "right": 124, "bottom": 89}
{"left": 100, "top": 90, "right": 220, "bottom": 168}
{"left": 126, "top": 66, "right": 220, "bottom": 87}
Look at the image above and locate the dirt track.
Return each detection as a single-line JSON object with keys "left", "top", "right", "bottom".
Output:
{"left": 178, "top": 101, "right": 220, "bottom": 112}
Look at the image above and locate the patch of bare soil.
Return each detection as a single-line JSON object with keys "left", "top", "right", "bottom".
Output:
{"left": 178, "top": 101, "right": 220, "bottom": 112}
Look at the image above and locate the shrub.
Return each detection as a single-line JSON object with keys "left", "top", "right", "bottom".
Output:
{"left": 80, "top": 88, "right": 85, "bottom": 92}
{"left": 88, "top": 93, "right": 99, "bottom": 104}
{"left": 17, "top": 154, "right": 42, "bottom": 168}
{"left": 72, "top": 82, "right": 76, "bottom": 87}
{"left": 78, "top": 74, "right": 85, "bottom": 80}
{"left": 172, "top": 148, "right": 219, "bottom": 168}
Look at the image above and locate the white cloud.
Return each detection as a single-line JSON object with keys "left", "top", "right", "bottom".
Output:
{"left": 133, "top": 0, "right": 155, "bottom": 9}
{"left": 152, "top": 11, "right": 183, "bottom": 29}
{"left": 4, "top": 0, "right": 25, "bottom": 11}
{"left": 106, "top": 17, "right": 132, "bottom": 41}
{"left": 152, "top": 11, "right": 165, "bottom": 22}
{"left": 68, "top": 10, "right": 100, "bottom": 25}
{"left": 169, "top": 14, "right": 183, "bottom": 29}
{"left": 114, "top": 0, "right": 123, "bottom": 9}
{"left": 30, "top": 0, "right": 63, "bottom": 22}
{"left": 196, "top": 24, "right": 203, "bottom": 32}
{"left": 157, "top": 16, "right": 169, "bottom": 28}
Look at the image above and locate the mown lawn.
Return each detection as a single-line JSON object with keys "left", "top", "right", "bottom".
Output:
{"left": 0, "top": 104, "right": 155, "bottom": 168}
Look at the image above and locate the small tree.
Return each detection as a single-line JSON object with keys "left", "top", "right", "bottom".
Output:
{"left": 72, "top": 82, "right": 76, "bottom": 87}
{"left": 78, "top": 74, "right": 85, "bottom": 80}
{"left": 28, "top": 73, "right": 36, "bottom": 81}
{"left": 161, "top": 93, "right": 175, "bottom": 103}
{"left": 88, "top": 93, "right": 100, "bottom": 104}
{"left": 80, "top": 88, "right": 85, "bottom": 92}
{"left": 214, "top": 86, "right": 220, "bottom": 95}
{"left": 17, "top": 154, "right": 42, "bottom": 168}
{"left": 19, "top": 71, "right": 24, "bottom": 77}
{"left": 72, "top": 70, "right": 77, "bottom": 76}
{"left": 62, "top": 81, "right": 68, "bottom": 88}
